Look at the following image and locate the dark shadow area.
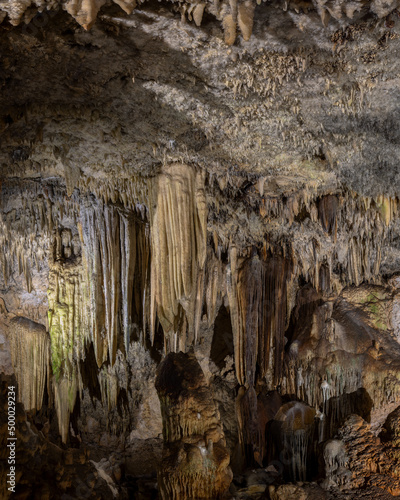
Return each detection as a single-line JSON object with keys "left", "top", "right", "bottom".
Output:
{"left": 210, "top": 304, "right": 234, "bottom": 369}
{"left": 79, "top": 342, "right": 102, "bottom": 402}
{"left": 285, "top": 283, "right": 322, "bottom": 348}
{"left": 322, "top": 387, "right": 373, "bottom": 440}
{"left": 145, "top": 320, "right": 164, "bottom": 364}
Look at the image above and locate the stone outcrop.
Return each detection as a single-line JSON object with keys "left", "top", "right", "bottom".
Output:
{"left": 322, "top": 413, "right": 400, "bottom": 496}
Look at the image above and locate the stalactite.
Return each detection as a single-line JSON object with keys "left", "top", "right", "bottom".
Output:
{"left": 150, "top": 164, "right": 207, "bottom": 351}
{"left": 80, "top": 207, "right": 108, "bottom": 367}
{"left": 237, "top": 255, "right": 263, "bottom": 387}
{"left": 98, "top": 204, "right": 121, "bottom": 364}
{"left": 81, "top": 202, "right": 149, "bottom": 365}
{"left": 7, "top": 317, "right": 50, "bottom": 412}
{"left": 228, "top": 250, "right": 292, "bottom": 387}
{"left": 238, "top": 0, "right": 255, "bottom": 41}
{"left": 99, "top": 364, "right": 119, "bottom": 411}
{"left": 227, "top": 245, "right": 243, "bottom": 384}
{"left": 47, "top": 263, "right": 88, "bottom": 443}
{"left": 54, "top": 376, "right": 79, "bottom": 444}
{"left": 120, "top": 213, "right": 136, "bottom": 354}
{"left": 205, "top": 247, "right": 225, "bottom": 328}
{"left": 65, "top": 0, "right": 108, "bottom": 30}
{"left": 236, "top": 385, "right": 262, "bottom": 464}
{"left": 273, "top": 402, "right": 316, "bottom": 482}
{"left": 318, "top": 195, "right": 338, "bottom": 236}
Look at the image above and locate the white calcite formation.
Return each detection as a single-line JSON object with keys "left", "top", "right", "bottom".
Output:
{"left": 149, "top": 164, "right": 207, "bottom": 351}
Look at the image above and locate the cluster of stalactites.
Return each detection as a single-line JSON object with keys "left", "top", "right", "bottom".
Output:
{"left": 81, "top": 201, "right": 150, "bottom": 366}
{"left": 46, "top": 201, "right": 149, "bottom": 441}
{"left": 2, "top": 0, "right": 399, "bottom": 44}
{"left": 78, "top": 175, "right": 149, "bottom": 215}
{"left": 0, "top": 0, "right": 137, "bottom": 29}
{"left": 260, "top": 191, "right": 398, "bottom": 293}
{"left": 7, "top": 316, "right": 50, "bottom": 412}
{"left": 227, "top": 247, "right": 293, "bottom": 387}
{"left": 150, "top": 164, "right": 207, "bottom": 353}
{"left": 0, "top": 181, "right": 80, "bottom": 292}
{"left": 0, "top": 209, "right": 46, "bottom": 293}
{"left": 0, "top": 0, "right": 255, "bottom": 43}
{"left": 274, "top": 402, "right": 316, "bottom": 482}
{"left": 283, "top": 359, "right": 364, "bottom": 412}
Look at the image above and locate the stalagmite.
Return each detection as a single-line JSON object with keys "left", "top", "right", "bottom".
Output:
{"left": 7, "top": 317, "right": 50, "bottom": 412}
{"left": 155, "top": 351, "right": 232, "bottom": 500}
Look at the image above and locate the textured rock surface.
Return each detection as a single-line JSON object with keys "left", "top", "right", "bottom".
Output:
{"left": 321, "top": 413, "right": 400, "bottom": 496}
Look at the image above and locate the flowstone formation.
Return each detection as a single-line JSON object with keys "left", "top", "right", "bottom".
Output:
{"left": 7, "top": 316, "right": 50, "bottom": 412}
{"left": 272, "top": 401, "right": 316, "bottom": 482}
{"left": 150, "top": 163, "right": 207, "bottom": 350}
{"left": 3, "top": 0, "right": 400, "bottom": 498}
{"left": 155, "top": 351, "right": 232, "bottom": 499}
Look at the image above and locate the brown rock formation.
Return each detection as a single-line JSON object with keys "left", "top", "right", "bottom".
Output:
{"left": 323, "top": 413, "right": 400, "bottom": 496}
{"left": 155, "top": 350, "right": 232, "bottom": 499}
{"left": 7, "top": 316, "right": 50, "bottom": 413}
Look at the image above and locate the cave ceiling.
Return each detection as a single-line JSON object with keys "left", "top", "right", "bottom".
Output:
{"left": 1, "top": 0, "right": 400, "bottom": 204}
